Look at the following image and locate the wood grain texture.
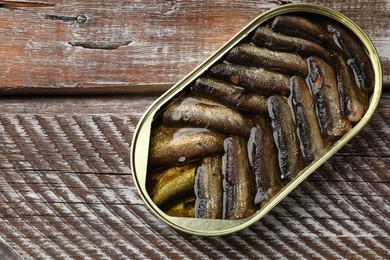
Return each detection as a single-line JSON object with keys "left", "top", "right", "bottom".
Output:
{"left": 1, "top": 0, "right": 390, "bottom": 259}
{"left": 0, "top": 236, "right": 23, "bottom": 259}
{"left": 0, "top": 93, "right": 389, "bottom": 259}
{"left": 0, "top": 0, "right": 389, "bottom": 95}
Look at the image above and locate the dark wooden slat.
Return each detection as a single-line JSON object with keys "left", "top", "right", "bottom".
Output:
{"left": 0, "top": 93, "right": 389, "bottom": 162}
{"left": 1, "top": 0, "right": 389, "bottom": 255}
{"left": 0, "top": 93, "right": 389, "bottom": 258}
{"left": 0, "top": 0, "right": 389, "bottom": 95}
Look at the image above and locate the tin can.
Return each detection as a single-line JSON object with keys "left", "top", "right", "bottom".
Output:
{"left": 131, "top": 3, "right": 382, "bottom": 236}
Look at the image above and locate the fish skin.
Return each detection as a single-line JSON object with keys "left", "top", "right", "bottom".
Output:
{"left": 222, "top": 136, "right": 257, "bottom": 220}
{"left": 143, "top": 14, "right": 376, "bottom": 222}
{"left": 248, "top": 116, "right": 283, "bottom": 206}
{"left": 334, "top": 55, "right": 367, "bottom": 123}
{"left": 164, "top": 197, "right": 196, "bottom": 217}
{"left": 191, "top": 76, "right": 268, "bottom": 113}
{"left": 226, "top": 43, "right": 308, "bottom": 76}
{"left": 324, "top": 22, "right": 374, "bottom": 92}
{"left": 195, "top": 156, "right": 223, "bottom": 219}
{"left": 268, "top": 95, "right": 304, "bottom": 180}
{"left": 148, "top": 164, "right": 197, "bottom": 208}
{"left": 149, "top": 126, "right": 225, "bottom": 168}
{"left": 208, "top": 62, "right": 290, "bottom": 97}
{"left": 182, "top": 200, "right": 196, "bottom": 217}
{"left": 290, "top": 76, "right": 329, "bottom": 163}
{"left": 251, "top": 26, "right": 333, "bottom": 62}
{"left": 307, "top": 57, "right": 351, "bottom": 138}
{"left": 162, "top": 94, "right": 252, "bottom": 136}
{"left": 271, "top": 15, "right": 337, "bottom": 50}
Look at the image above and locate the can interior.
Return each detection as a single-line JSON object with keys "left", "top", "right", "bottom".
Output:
{"left": 131, "top": 3, "right": 382, "bottom": 236}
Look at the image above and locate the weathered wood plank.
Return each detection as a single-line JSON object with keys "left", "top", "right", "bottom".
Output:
{"left": 1, "top": 1, "right": 389, "bottom": 257}
{"left": 0, "top": 0, "right": 389, "bottom": 95}
{"left": 0, "top": 236, "right": 22, "bottom": 260}
{"left": 1, "top": 165, "right": 388, "bottom": 259}
{"left": 0, "top": 93, "right": 389, "bottom": 165}
{"left": 0, "top": 93, "right": 389, "bottom": 259}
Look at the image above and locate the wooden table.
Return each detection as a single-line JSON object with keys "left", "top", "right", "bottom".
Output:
{"left": 0, "top": 1, "right": 389, "bottom": 259}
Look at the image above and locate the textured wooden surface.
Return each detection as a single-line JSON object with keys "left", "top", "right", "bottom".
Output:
{"left": 0, "top": 0, "right": 389, "bottom": 259}
{"left": 0, "top": 0, "right": 390, "bottom": 95}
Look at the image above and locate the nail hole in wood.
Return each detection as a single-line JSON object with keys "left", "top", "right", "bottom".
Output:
{"left": 77, "top": 15, "right": 88, "bottom": 24}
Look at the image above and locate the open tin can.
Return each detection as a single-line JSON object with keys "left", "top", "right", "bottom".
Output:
{"left": 131, "top": 3, "right": 382, "bottom": 236}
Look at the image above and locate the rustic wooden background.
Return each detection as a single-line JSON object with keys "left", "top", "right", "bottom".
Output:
{"left": 0, "top": 0, "right": 389, "bottom": 259}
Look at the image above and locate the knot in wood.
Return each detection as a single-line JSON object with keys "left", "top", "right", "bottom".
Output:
{"left": 77, "top": 15, "right": 88, "bottom": 24}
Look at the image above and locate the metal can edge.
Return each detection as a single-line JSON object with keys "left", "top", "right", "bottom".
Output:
{"left": 130, "top": 3, "right": 382, "bottom": 236}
